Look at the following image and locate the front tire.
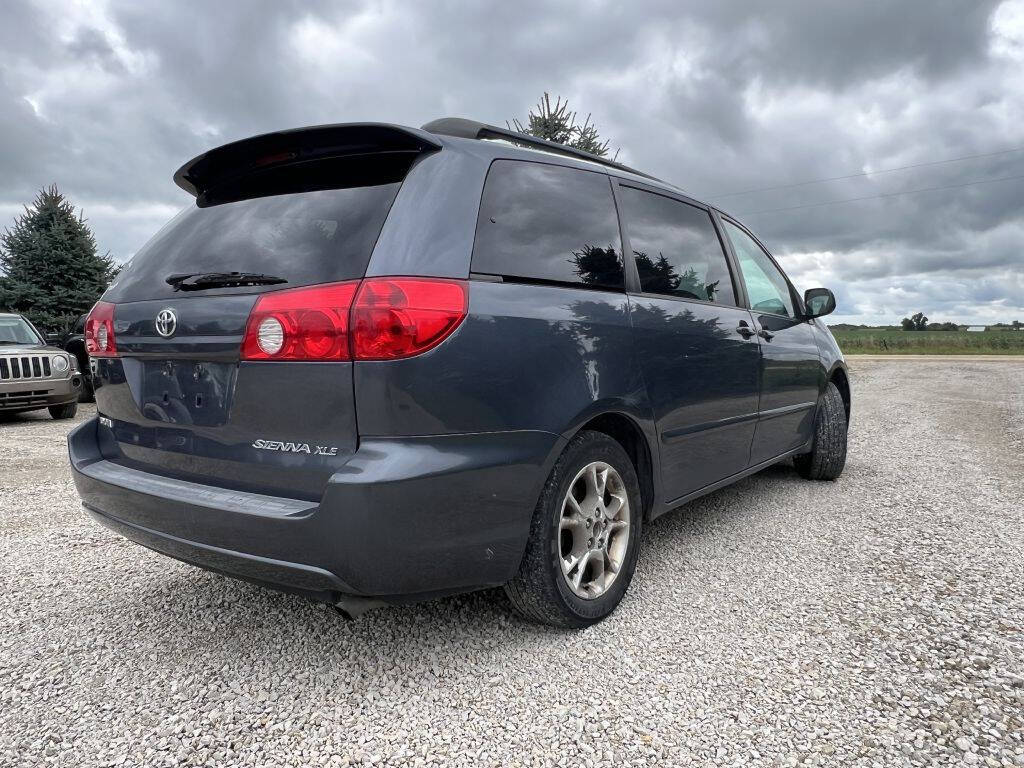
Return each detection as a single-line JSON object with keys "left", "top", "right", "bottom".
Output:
{"left": 48, "top": 402, "right": 78, "bottom": 420}
{"left": 794, "top": 381, "right": 847, "bottom": 480}
{"left": 504, "top": 430, "right": 643, "bottom": 629}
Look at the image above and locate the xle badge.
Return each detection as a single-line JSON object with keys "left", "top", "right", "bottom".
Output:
{"left": 252, "top": 439, "right": 339, "bottom": 456}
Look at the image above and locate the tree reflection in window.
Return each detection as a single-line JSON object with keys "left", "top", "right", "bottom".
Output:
{"left": 570, "top": 245, "right": 719, "bottom": 301}
{"left": 617, "top": 186, "right": 736, "bottom": 306}
{"left": 570, "top": 244, "right": 623, "bottom": 288}
{"left": 633, "top": 252, "right": 719, "bottom": 302}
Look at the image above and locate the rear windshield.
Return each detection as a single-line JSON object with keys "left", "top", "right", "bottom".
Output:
{"left": 104, "top": 183, "right": 401, "bottom": 302}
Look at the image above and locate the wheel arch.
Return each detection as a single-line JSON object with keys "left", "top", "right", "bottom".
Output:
{"left": 828, "top": 363, "right": 851, "bottom": 423}
{"left": 560, "top": 408, "right": 659, "bottom": 522}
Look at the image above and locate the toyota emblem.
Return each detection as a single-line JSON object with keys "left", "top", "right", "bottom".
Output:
{"left": 155, "top": 308, "right": 178, "bottom": 338}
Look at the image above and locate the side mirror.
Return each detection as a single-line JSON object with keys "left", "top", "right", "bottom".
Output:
{"left": 803, "top": 288, "right": 836, "bottom": 318}
{"left": 45, "top": 331, "right": 60, "bottom": 343}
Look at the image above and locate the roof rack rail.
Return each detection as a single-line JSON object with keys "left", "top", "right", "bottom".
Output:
{"left": 420, "top": 117, "right": 661, "bottom": 183}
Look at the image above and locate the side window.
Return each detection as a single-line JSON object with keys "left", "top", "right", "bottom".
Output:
{"left": 472, "top": 160, "right": 623, "bottom": 290}
{"left": 618, "top": 187, "right": 736, "bottom": 305}
{"left": 722, "top": 220, "right": 795, "bottom": 317}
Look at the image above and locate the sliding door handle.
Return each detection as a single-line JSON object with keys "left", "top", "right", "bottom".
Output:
{"left": 758, "top": 329, "right": 775, "bottom": 341}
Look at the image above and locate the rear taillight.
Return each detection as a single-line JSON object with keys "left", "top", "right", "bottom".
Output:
{"left": 351, "top": 278, "right": 468, "bottom": 360}
{"left": 240, "top": 278, "right": 467, "bottom": 362}
{"left": 242, "top": 281, "right": 359, "bottom": 361}
{"left": 85, "top": 301, "right": 118, "bottom": 357}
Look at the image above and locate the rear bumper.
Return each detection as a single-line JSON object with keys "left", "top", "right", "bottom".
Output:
{"left": 69, "top": 418, "right": 561, "bottom": 604}
{"left": 0, "top": 374, "right": 82, "bottom": 412}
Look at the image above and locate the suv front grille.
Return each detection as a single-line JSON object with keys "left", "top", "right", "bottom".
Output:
{"left": 0, "top": 389, "right": 51, "bottom": 407}
{"left": 0, "top": 355, "right": 52, "bottom": 381}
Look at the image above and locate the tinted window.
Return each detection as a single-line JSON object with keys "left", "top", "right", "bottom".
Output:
{"left": 472, "top": 160, "right": 623, "bottom": 290}
{"left": 619, "top": 187, "right": 736, "bottom": 305}
{"left": 105, "top": 183, "right": 401, "bottom": 302}
{"left": 722, "top": 220, "right": 795, "bottom": 317}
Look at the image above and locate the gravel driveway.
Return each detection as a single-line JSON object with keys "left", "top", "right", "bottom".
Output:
{"left": 2, "top": 360, "right": 1023, "bottom": 767}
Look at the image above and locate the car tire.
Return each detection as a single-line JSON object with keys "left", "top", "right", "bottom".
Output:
{"left": 48, "top": 402, "right": 78, "bottom": 420}
{"left": 504, "top": 430, "right": 643, "bottom": 629}
{"left": 794, "top": 380, "right": 847, "bottom": 481}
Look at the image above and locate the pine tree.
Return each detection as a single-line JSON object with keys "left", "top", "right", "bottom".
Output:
{"left": 509, "top": 93, "right": 619, "bottom": 159}
{"left": 0, "top": 186, "right": 118, "bottom": 333}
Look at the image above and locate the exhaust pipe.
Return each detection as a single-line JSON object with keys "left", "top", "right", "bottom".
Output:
{"left": 333, "top": 595, "right": 387, "bottom": 620}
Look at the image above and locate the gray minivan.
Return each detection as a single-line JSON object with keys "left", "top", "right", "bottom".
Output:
{"left": 69, "top": 118, "right": 849, "bottom": 628}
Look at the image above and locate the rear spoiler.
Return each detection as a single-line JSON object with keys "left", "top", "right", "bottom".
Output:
{"left": 173, "top": 123, "right": 442, "bottom": 204}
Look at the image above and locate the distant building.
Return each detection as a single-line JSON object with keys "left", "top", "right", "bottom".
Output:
{"left": 966, "top": 326, "right": 986, "bottom": 332}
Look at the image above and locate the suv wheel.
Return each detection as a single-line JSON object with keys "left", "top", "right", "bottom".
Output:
{"left": 504, "top": 430, "right": 642, "bottom": 628}
{"left": 793, "top": 381, "right": 847, "bottom": 481}
{"left": 48, "top": 402, "right": 78, "bottom": 420}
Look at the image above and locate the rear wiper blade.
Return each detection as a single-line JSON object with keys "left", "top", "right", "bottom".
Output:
{"left": 166, "top": 271, "right": 288, "bottom": 292}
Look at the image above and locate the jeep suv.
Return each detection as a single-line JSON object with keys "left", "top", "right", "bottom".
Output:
{"left": 68, "top": 119, "right": 849, "bottom": 628}
{"left": 1, "top": 312, "right": 83, "bottom": 418}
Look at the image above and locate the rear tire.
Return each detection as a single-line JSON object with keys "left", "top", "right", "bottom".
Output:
{"left": 504, "top": 430, "right": 643, "bottom": 629}
{"left": 48, "top": 402, "right": 78, "bottom": 420}
{"left": 794, "top": 381, "right": 847, "bottom": 480}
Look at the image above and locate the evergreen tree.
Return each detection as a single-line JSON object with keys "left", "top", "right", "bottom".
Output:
{"left": 510, "top": 92, "right": 619, "bottom": 159}
{"left": 0, "top": 185, "right": 118, "bottom": 333}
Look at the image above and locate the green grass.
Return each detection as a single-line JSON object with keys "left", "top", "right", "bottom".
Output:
{"left": 831, "top": 329, "right": 1024, "bottom": 355}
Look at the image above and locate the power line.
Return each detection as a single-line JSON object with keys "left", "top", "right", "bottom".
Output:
{"left": 736, "top": 172, "right": 1024, "bottom": 215}
{"left": 708, "top": 146, "right": 1024, "bottom": 199}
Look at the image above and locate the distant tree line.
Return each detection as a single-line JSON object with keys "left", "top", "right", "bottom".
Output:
{"left": 900, "top": 312, "right": 929, "bottom": 330}
{"left": 900, "top": 312, "right": 964, "bottom": 331}
{"left": 832, "top": 316, "right": 1022, "bottom": 332}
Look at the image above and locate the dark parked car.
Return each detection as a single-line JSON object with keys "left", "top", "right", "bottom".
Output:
{"left": 57, "top": 314, "right": 95, "bottom": 402}
{"left": 1, "top": 312, "right": 83, "bottom": 419}
{"left": 68, "top": 118, "right": 849, "bottom": 628}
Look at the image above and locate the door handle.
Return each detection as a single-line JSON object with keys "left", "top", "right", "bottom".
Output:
{"left": 735, "top": 324, "right": 756, "bottom": 338}
{"left": 758, "top": 329, "right": 775, "bottom": 341}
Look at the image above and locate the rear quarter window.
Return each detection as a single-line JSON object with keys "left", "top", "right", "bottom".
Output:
{"left": 472, "top": 160, "right": 623, "bottom": 290}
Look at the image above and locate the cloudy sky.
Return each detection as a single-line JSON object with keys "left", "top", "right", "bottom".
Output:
{"left": 2, "top": 0, "right": 1022, "bottom": 324}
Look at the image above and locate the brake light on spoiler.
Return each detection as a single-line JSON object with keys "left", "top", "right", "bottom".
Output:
{"left": 241, "top": 278, "right": 468, "bottom": 362}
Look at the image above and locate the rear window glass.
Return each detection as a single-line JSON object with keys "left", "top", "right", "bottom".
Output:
{"left": 472, "top": 160, "right": 623, "bottom": 290}
{"left": 104, "top": 183, "right": 401, "bottom": 302}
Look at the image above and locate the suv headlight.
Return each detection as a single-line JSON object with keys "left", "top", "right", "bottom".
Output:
{"left": 51, "top": 354, "right": 69, "bottom": 373}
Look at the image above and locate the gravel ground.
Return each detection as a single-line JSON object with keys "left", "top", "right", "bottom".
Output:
{"left": 2, "top": 359, "right": 1023, "bottom": 767}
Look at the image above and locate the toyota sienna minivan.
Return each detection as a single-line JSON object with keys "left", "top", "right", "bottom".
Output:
{"left": 69, "top": 118, "right": 850, "bottom": 628}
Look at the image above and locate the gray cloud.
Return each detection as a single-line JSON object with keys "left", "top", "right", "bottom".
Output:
{"left": 0, "top": 0, "right": 1022, "bottom": 324}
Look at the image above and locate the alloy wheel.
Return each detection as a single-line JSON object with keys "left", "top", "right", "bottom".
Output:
{"left": 558, "top": 461, "right": 631, "bottom": 599}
